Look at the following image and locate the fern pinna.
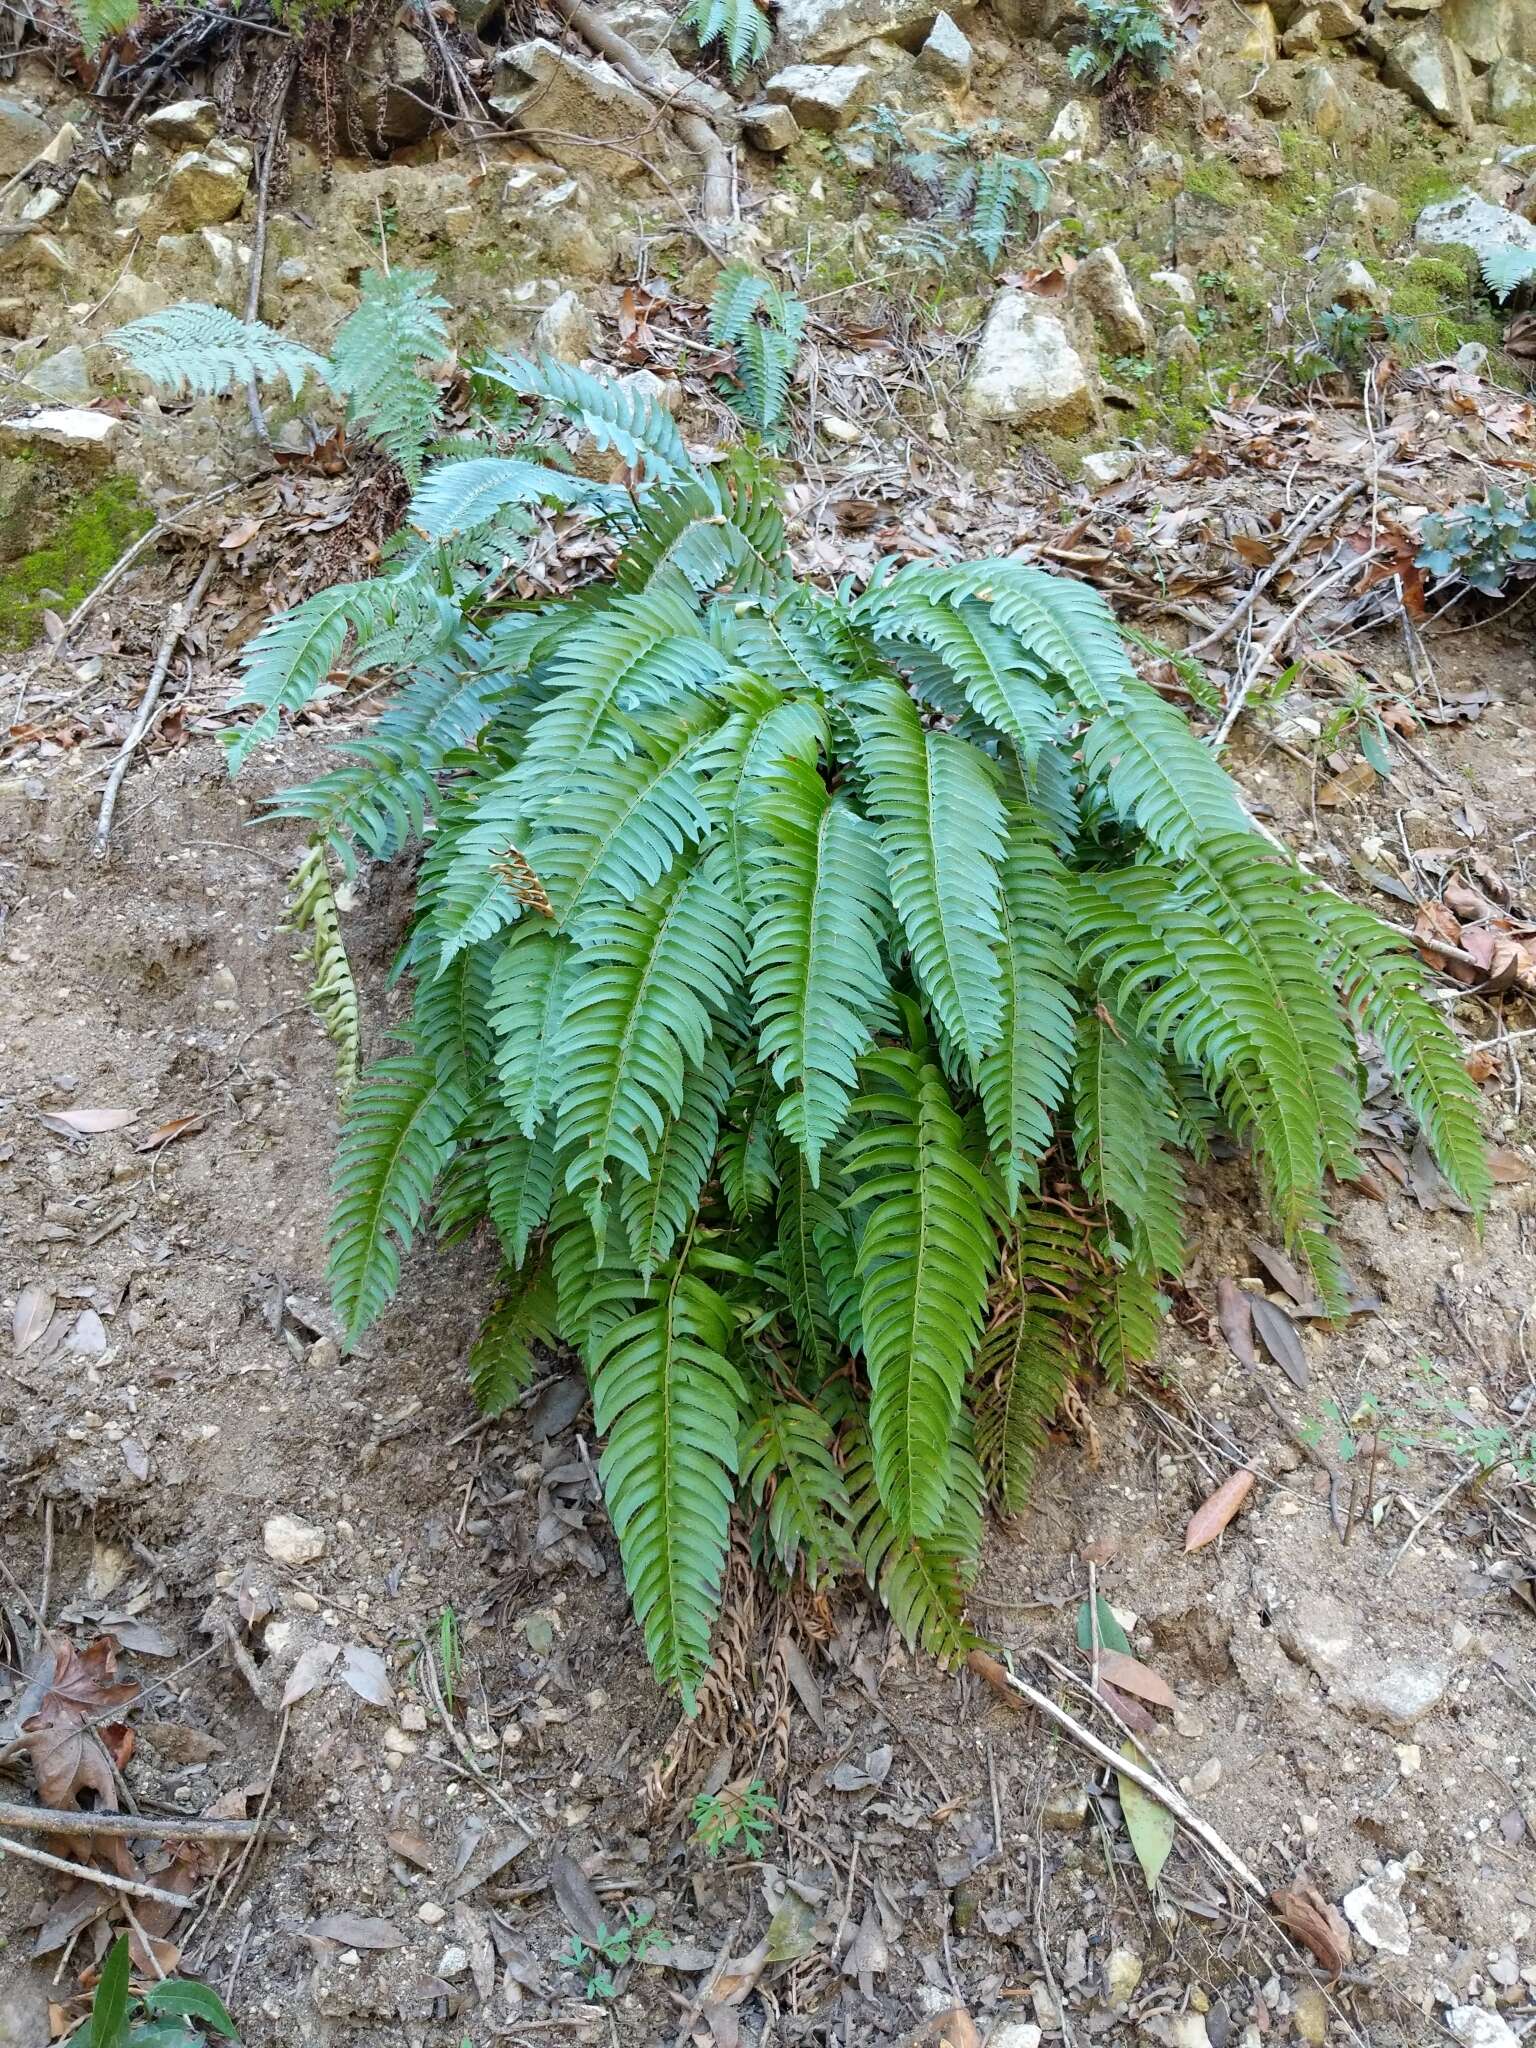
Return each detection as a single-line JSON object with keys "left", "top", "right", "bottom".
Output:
{"left": 223, "top": 356, "right": 1484, "bottom": 1709}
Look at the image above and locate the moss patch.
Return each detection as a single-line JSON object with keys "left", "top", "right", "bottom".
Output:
{"left": 0, "top": 474, "right": 151, "bottom": 654}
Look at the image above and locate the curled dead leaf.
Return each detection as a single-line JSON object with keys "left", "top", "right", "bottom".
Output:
{"left": 1271, "top": 1883, "right": 1351, "bottom": 1978}
{"left": 37, "top": 1106, "right": 137, "bottom": 1136}
{"left": 1096, "top": 1649, "right": 1176, "bottom": 1710}
{"left": 1216, "top": 1277, "right": 1256, "bottom": 1368}
{"left": 1184, "top": 1469, "right": 1256, "bottom": 1552}
{"left": 21, "top": 1633, "right": 140, "bottom": 1814}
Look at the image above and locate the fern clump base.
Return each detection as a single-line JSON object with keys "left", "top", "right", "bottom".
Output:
{"left": 220, "top": 358, "right": 1486, "bottom": 1712}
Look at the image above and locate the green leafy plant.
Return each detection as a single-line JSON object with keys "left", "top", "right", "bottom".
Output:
{"left": 1417, "top": 483, "right": 1536, "bottom": 597}
{"left": 437, "top": 1604, "right": 462, "bottom": 1710}
{"left": 1067, "top": 0, "right": 1175, "bottom": 86}
{"left": 708, "top": 266, "right": 808, "bottom": 434}
{"left": 71, "top": 1937, "right": 239, "bottom": 2048}
{"left": 556, "top": 1907, "right": 661, "bottom": 1998}
{"left": 855, "top": 107, "right": 1051, "bottom": 269}
{"left": 187, "top": 330, "right": 1484, "bottom": 1708}
{"left": 679, "top": 0, "right": 770, "bottom": 76}
{"left": 1478, "top": 238, "right": 1536, "bottom": 303}
{"left": 692, "top": 1775, "right": 778, "bottom": 1856}
{"left": 1290, "top": 302, "right": 1375, "bottom": 387}
{"left": 1303, "top": 1355, "right": 1535, "bottom": 1489}
{"left": 72, "top": 0, "right": 142, "bottom": 53}
{"left": 109, "top": 268, "right": 448, "bottom": 480}
{"left": 286, "top": 843, "right": 361, "bottom": 1102}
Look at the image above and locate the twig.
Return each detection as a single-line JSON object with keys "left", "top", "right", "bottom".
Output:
{"left": 91, "top": 552, "right": 219, "bottom": 861}
{"left": 967, "top": 1650, "right": 1266, "bottom": 1898}
{"left": 1185, "top": 481, "right": 1365, "bottom": 657}
{"left": 187, "top": 1708, "right": 290, "bottom": 1966}
{"left": 1212, "top": 546, "right": 1385, "bottom": 750}
{"left": 416, "top": 1635, "right": 533, "bottom": 1832}
{"left": 1247, "top": 1378, "right": 1348, "bottom": 1541}
{"left": 0, "top": 1832, "right": 196, "bottom": 1909}
{"left": 242, "top": 57, "right": 297, "bottom": 446}
{"left": 0, "top": 1799, "right": 296, "bottom": 1845}
{"left": 38, "top": 1498, "right": 53, "bottom": 1641}
{"left": 1386, "top": 1462, "right": 1483, "bottom": 1579}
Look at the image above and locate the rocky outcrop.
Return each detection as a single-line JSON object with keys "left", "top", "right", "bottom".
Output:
{"left": 0, "top": 92, "right": 50, "bottom": 174}
{"left": 772, "top": 0, "right": 948, "bottom": 61}
{"left": 962, "top": 295, "right": 1097, "bottom": 433}
{"left": 1070, "top": 245, "right": 1149, "bottom": 354}
{"left": 0, "top": 407, "right": 120, "bottom": 456}
{"left": 1383, "top": 26, "right": 1473, "bottom": 127}
{"left": 763, "top": 63, "right": 874, "bottom": 130}
{"left": 919, "top": 12, "right": 973, "bottom": 82}
{"left": 161, "top": 143, "right": 252, "bottom": 229}
{"left": 492, "top": 38, "right": 678, "bottom": 180}
{"left": 1416, "top": 190, "right": 1536, "bottom": 264}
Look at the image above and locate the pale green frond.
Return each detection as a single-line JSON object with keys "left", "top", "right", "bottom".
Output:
{"left": 329, "top": 268, "right": 450, "bottom": 482}
{"left": 481, "top": 352, "right": 695, "bottom": 483}
{"left": 1071, "top": 1010, "right": 1186, "bottom": 1280}
{"left": 620, "top": 1042, "right": 734, "bottom": 1284}
{"left": 108, "top": 302, "right": 328, "bottom": 399}
{"left": 489, "top": 922, "right": 578, "bottom": 1138}
{"left": 468, "top": 1259, "right": 559, "bottom": 1414}
{"left": 739, "top": 1387, "right": 852, "bottom": 1583}
{"left": 286, "top": 842, "right": 362, "bottom": 1102}
{"left": 406, "top": 454, "right": 625, "bottom": 539}
{"left": 842, "top": 1411, "right": 981, "bottom": 1667}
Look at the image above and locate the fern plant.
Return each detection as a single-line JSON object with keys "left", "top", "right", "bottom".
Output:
{"left": 854, "top": 108, "right": 1050, "bottom": 270}
{"left": 1480, "top": 240, "right": 1536, "bottom": 303}
{"left": 72, "top": 0, "right": 141, "bottom": 54}
{"left": 1417, "top": 483, "right": 1536, "bottom": 596}
{"left": 708, "top": 267, "right": 808, "bottom": 435}
{"left": 286, "top": 842, "right": 362, "bottom": 1101}
{"left": 679, "top": 0, "right": 770, "bottom": 77}
{"left": 207, "top": 354, "right": 1484, "bottom": 1709}
{"left": 1067, "top": 0, "right": 1175, "bottom": 85}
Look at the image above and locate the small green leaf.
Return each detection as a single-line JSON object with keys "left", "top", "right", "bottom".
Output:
{"left": 144, "top": 1980, "right": 240, "bottom": 2041}
{"left": 1359, "top": 717, "right": 1392, "bottom": 779}
{"left": 83, "top": 1937, "right": 132, "bottom": 2048}
{"left": 1075, "top": 1594, "right": 1131, "bottom": 1657}
{"left": 126, "top": 2025, "right": 203, "bottom": 2047}
{"left": 1116, "top": 1743, "right": 1175, "bottom": 1891}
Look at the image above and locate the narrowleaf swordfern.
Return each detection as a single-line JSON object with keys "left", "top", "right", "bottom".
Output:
{"left": 193, "top": 339, "right": 1484, "bottom": 1709}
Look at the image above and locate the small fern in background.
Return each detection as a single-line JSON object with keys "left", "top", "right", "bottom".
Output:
{"left": 854, "top": 108, "right": 1050, "bottom": 270}
{"left": 1479, "top": 239, "right": 1536, "bottom": 303}
{"left": 679, "top": 0, "right": 770, "bottom": 76}
{"left": 109, "top": 303, "right": 328, "bottom": 400}
{"left": 1067, "top": 0, "right": 1175, "bottom": 85}
{"left": 72, "top": 0, "right": 142, "bottom": 53}
{"left": 191, "top": 357, "right": 1490, "bottom": 1708}
{"left": 708, "top": 266, "right": 808, "bottom": 434}
{"left": 286, "top": 842, "right": 361, "bottom": 1101}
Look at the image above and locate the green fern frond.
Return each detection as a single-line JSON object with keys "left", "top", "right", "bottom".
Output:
{"left": 468, "top": 1260, "right": 559, "bottom": 1414}
{"left": 329, "top": 268, "right": 450, "bottom": 483}
{"left": 73, "top": 0, "right": 140, "bottom": 50}
{"left": 748, "top": 756, "right": 893, "bottom": 1181}
{"left": 553, "top": 852, "right": 745, "bottom": 1243}
{"left": 414, "top": 937, "right": 497, "bottom": 1097}
{"left": 855, "top": 681, "right": 1007, "bottom": 1072}
{"left": 549, "top": 1190, "right": 647, "bottom": 1362}
{"left": 680, "top": 0, "right": 770, "bottom": 72}
{"left": 593, "top": 1266, "right": 745, "bottom": 1705}
{"left": 108, "top": 302, "right": 327, "bottom": 399}
{"left": 489, "top": 922, "right": 577, "bottom": 1139}
{"left": 1312, "top": 892, "right": 1490, "bottom": 1213}
{"left": 1481, "top": 241, "right": 1536, "bottom": 302}
{"left": 860, "top": 586, "right": 1061, "bottom": 764}
{"left": 405, "top": 454, "right": 625, "bottom": 539}
{"left": 972, "top": 1202, "right": 1094, "bottom": 1510}
{"left": 482, "top": 353, "right": 695, "bottom": 483}
{"left": 847, "top": 1049, "right": 997, "bottom": 1535}
{"left": 969, "top": 155, "right": 1050, "bottom": 265}
{"left": 1072, "top": 1010, "right": 1186, "bottom": 1279}
{"left": 286, "top": 842, "right": 361, "bottom": 1102}
{"left": 620, "top": 1042, "right": 734, "bottom": 1284}
{"left": 740, "top": 1385, "right": 852, "bottom": 1582}
{"left": 709, "top": 268, "right": 806, "bottom": 433}
{"left": 329, "top": 1050, "right": 466, "bottom": 1340}
{"left": 842, "top": 1413, "right": 981, "bottom": 1667}
{"left": 773, "top": 1132, "right": 843, "bottom": 1383}
{"left": 485, "top": 1118, "right": 558, "bottom": 1268}
{"left": 719, "top": 1071, "right": 781, "bottom": 1219}
{"left": 709, "top": 265, "right": 773, "bottom": 344}
{"left": 1089, "top": 1243, "right": 1163, "bottom": 1387}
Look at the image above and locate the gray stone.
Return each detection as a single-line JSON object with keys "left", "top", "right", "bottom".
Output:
{"left": 1282, "top": 7, "right": 1323, "bottom": 52}
{"left": 1441, "top": 0, "right": 1510, "bottom": 67}
{"left": 1332, "top": 183, "right": 1402, "bottom": 239}
{"left": 494, "top": 39, "right": 674, "bottom": 179}
{"left": 1039, "top": 1782, "right": 1089, "bottom": 1829}
{"left": 0, "top": 232, "right": 71, "bottom": 281}
{"left": 1312, "top": 0, "right": 1364, "bottom": 27}
{"left": 1383, "top": 26, "right": 1473, "bottom": 124}
{"left": 1385, "top": 0, "right": 1444, "bottom": 12}
{"left": 1445, "top": 2011, "right": 1520, "bottom": 2048}
{"left": 1047, "top": 97, "right": 1098, "bottom": 157}
{"left": 264, "top": 1513, "right": 326, "bottom": 1566}
{"left": 920, "top": 10, "right": 973, "bottom": 81}
{"left": 1417, "top": 190, "right": 1536, "bottom": 265}
{"left": 1342, "top": 1865, "right": 1411, "bottom": 1956}
{"left": 64, "top": 173, "right": 114, "bottom": 240}
{"left": 1104, "top": 1947, "right": 1143, "bottom": 2005}
{"left": 1297, "top": 59, "right": 1351, "bottom": 132}
{"left": 1072, "top": 244, "right": 1149, "bottom": 353}
{"left": 153, "top": 228, "right": 251, "bottom": 311}
{"left": 143, "top": 97, "right": 218, "bottom": 146}
{"left": 352, "top": 26, "right": 435, "bottom": 148}
{"left": 772, "top": 0, "right": 943, "bottom": 61}
{"left": 741, "top": 99, "right": 801, "bottom": 149}
{"left": 1277, "top": 1596, "right": 1449, "bottom": 1730}
{"left": 1082, "top": 448, "right": 1135, "bottom": 488}
{"left": 1490, "top": 56, "right": 1536, "bottom": 118}
{"left": 531, "top": 289, "right": 595, "bottom": 362}
{"left": 0, "top": 407, "right": 119, "bottom": 456}
{"left": 964, "top": 297, "right": 1097, "bottom": 432}
{"left": 162, "top": 147, "right": 249, "bottom": 228}
{"left": 23, "top": 345, "right": 93, "bottom": 405}
{"left": 0, "top": 92, "right": 50, "bottom": 175}
{"left": 1149, "top": 266, "right": 1197, "bottom": 306}
{"left": 764, "top": 62, "right": 873, "bottom": 130}
{"left": 1323, "top": 255, "right": 1389, "bottom": 310}
{"left": 985, "top": 2027, "right": 1043, "bottom": 2048}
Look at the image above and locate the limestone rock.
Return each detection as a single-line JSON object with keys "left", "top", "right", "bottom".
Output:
{"left": 39, "top": 121, "right": 82, "bottom": 169}
{"left": 494, "top": 39, "right": 674, "bottom": 178}
{"left": 1141, "top": 2018, "right": 1211, "bottom": 2048}
{"left": 1082, "top": 448, "right": 1135, "bottom": 488}
{"left": 531, "top": 289, "right": 596, "bottom": 362}
{"left": 1332, "top": 182, "right": 1402, "bottom": 239}
{"left": 772, "top": 0, "right": 943, "bottom": 60}
{"left": 1490, "top": 56, "right": 1536, "bottom": 119}
{"left": 920, "top": 10, "right": 973, "bottom": 81}
{"left": 1236, "top": 1, "right": 1278, "bottom": 59}
{"left": 964, "top": 297, "right": 1097, "bottom": 433}
{"left": 1277, "top": 1596, "right": 1449, "bottom": 1729}
{"left": 0, "top": 232, "right": 71, "bottom": 281}
{"left": 0, "top": 408, "right": 119, "bottom": 457}
{"left": 1342, "top": 1864, "right": 1411, "bottom": 1956}
{"left": 351, "top": 27, "right": 435, "bottom": 148}
{"left": 64, "top": 173, "right": 114, "bottom": 240}
{"left": 1149, "top": 266, "right": 1197, "bottom": 306}
{"left": 1071, "top": 244, "right": 1149, "bottom": 353}
{"left": 1383, "top": 27, "right": 1473, "bottom": 125}
{"left": 1417, "top": 190, "right": 1536, "bottom": 265}
{"left": 1441, "top": 0, "right": 1510, "bottom": 67}
{"left": 162, "top": 146, "right": 249, "bottom": 228}
{"left": 264, "top": 1513, "right": 326, "bottom": 1566}
{"left": 741, "top": 99, "right": 801, "bottom": 149}
{"left": 1445, "top": 2010, "right": 1520, "bottom": 2048}
{"left": 1313, "top": 0, "right": 1364, "bottom": 28}
{"left": 764, "top": 62, "right": 873, "bottom": 130}
{"left": 1282, "top": 7, "right": 1323, "bottom": 51}
{"left": 0, "top": 93, "right": 50, "bottom": 175}
{"left": 154, "top": 228, "right": 252, "bottom": 311}
{"left": 23, "top": 345, "right": 93, "bottom": 405}
{"left": 143, "top": 97, "right": 218, "bottom": 146}
{"left": 1323, "top": 255, "right": 1389, "bottom": 310}
{"left": 1385, "top": 0, "right": 1444, "bottom": 12}
{"left": 985, "top": 2026, "right": 1043, "bottom": 2048}
{"left": 1297, "top": 58, "right": 1351, "bottom": 131}
{"left": 1104, "top": 1947, "right": 1143, "bottom": 2005}
{"left": 1047, "top": 97, "right": 1098, "bottom": 158}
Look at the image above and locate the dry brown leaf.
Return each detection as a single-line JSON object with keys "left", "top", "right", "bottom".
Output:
{"left": 1096, "top": 1674, "right": 1157, "bottom": 1733}
{"left": 1488, "top": 1147, "right": 1531, "bottom": 1185}
{"left": 1465, "top": 1048, "right": 1499, "bottom": 1084}
{"left": 21, "top": 1633, "right": 140, "bottom": 1814}
{"left": 1271, "top": 1884, "right": 1351, "bottom": 1977}
{"left": 1096, "top": 1649, "right": 1176, "bottom": 1709}
{"left": 1216, "top": 1276, "right": 1257, "bottom": 1367}
{"left": 13, "top": 1283, "right": 54, "bottom": 1354}
{"left": 1251, "top": 1296, "right": 1308, "bottom": 1389}
{"left": 37, "top": 1106, "right": 137, "bottom": 1136}
{"left": 134, "top": 1114, "right": 206, "bottom": 1154}
{"left": 1184, "top": 1469, "right": 1256, "bottom": 1552}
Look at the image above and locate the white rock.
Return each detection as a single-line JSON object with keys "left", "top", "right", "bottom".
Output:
{"left": 161, "top": 147, "right": 248, "bottom": 228}
{"left": 920, "top": 10, "right": 973, "bottom": 82}
{"left": 772, "top": 0, "right": 940, "bottom": 60}
{"left": 741, "top": 100, "right": 800, "bottom": 149}
{"left": 436, "top": 1945, "right": 470, "bottom": 1980}
{"left": 821, "top": 412, "right": 863, "bottom": 443}
{"left": 1383, "top": 27, "right": 1472, "bottom": 128}
{"left": 1071, "top": 244, "right": 1149, "bottom": 353}
{"left": 263, "top": 1513, "right": 326, "bottom": 1566}
{"left": 1047, "top": 97, "right": 1097, "bottom": 158}
{"left": 1190, "top": 1756, "right": 1222, "bottom": 1795}
{"left": 1150, "top": 267, "right": 1197, "bottom": 306}
{"left": 0, "top": 407, "right": 119, "bottom": 456}
{"left": 23, "top": 344, "right": 93, "bottom": 405}
{"left": 143, "top": 97, "right": 218, "bottom": 146}
{"left": 1082, "top": 449, "right": 1135, "bottom": 489}
{"left": 962, "top": 295, "right": 1097, "bottom": 434}
{"left": 493, "top": 39, "right": 669, "bottom": 181}
{"left": 1323, "top": 256, "right": 1389, "bottom": 312}
{"left": 765, "top": 62, "right": 873, "bottom": 130}
{"left": 1445, "top": 2010, "right": 1519, "bottom": 2048}
{"left": 1141, "top": 2017, "right": 1211, "bottom": 2048}
{"left": 985, "top": 2025, "right": 1042, "bottom": 2048}
{"left": 1105, "top": 1946, "right": 1143, "bottom": 2004}
{"left": 531, "top": 289, "right": 596, "bottom": 363}
{"left": 1343, "top": 1865, "right": 1412, "bottom": 1956}
{"left": 416, "top": 1901, "right": 447, "bottom": 1926}
{"left": 1417, "top": 191, "right": 1536, "bottom": 267}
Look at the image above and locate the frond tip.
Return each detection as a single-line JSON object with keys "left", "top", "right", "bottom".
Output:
{"left": 108, "top": 303, "right": 328, "bottom": 400}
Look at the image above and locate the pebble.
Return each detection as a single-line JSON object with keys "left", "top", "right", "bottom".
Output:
{"left": 1446, "top": 2011, "right": 1519, "bottom": 2048}
{"left": 1104, "top": 1947, "right": 1142, "bottom": 2004}
{"left": 436, "top": 1945, "right": 469, "bottom": 1980}
{"left": 1190, "top": 1758, "right": 1222, "bottom": 1796}
{"left": 416, "top": 1902, "right": 447, "bottom": 1926}
{"left": 1041, "top": 1785, "right": 1089, "bottom": 1831}
{"left": 985, "top": 2025, "right": 1042, "bottom": 2048}
{"left": 263, "top": 1513, "right": 326, "bottom": 1566}
{"left": 1343, "top": 1864, "right": 1412, "bottom": 1956}
{"left": 1292, "top": 1986, "right": 1328, "bottom": 2045}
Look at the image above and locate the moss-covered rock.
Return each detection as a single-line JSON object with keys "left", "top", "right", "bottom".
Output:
{"left": 0, "top": 464, "right": 150, "bottom": 652}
